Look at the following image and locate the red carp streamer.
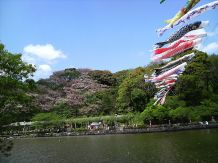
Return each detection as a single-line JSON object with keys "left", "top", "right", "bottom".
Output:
{"left": 152, "top": 38, "right": 201, "bottom": 62}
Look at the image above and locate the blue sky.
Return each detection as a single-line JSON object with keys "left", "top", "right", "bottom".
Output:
{"left": 0, "top": 0, "right": 218, "bottom": 79}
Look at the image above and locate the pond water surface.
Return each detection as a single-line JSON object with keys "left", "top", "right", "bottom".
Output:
{"left": 2, "top": 129, "right": 218, "bottom": 163}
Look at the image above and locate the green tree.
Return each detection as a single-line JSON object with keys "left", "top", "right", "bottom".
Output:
{"left": 0, "top": 43, "right": 36, "bottom": 125}
{"left": 0, "top": 43, "right": 36, "bottom": 157}
{"left": 62, "top": 68, "right": 81, "bottom": 81}
{"left": 113, "top": 70, "right": 130, "bottom": 86}
{"left": 85, "top": 88, "right": 117, "bottom": 115}
{"left": 131, "top": 88, "right": 147, "bottom": 112}
{"left": 97, "top": 89, "right": 117, "bottom": 114}
{"left": 164, "top": 96, "right": 186, "bottom": 109}
{"left": 189, "top": 99, "right": 218, "bottom": 121}
{"left": 208, "top": 54, "right": 218, "bottom": 94}
{"left": 88, "top": 70, "right": 116, "bottom": 86}
{"left": 116, "top": 67, "right": 156, "bottom": 113}
{"left": 37, "top": 79, "right": 63, "bottom": 90}
{"left": 175, "top": 50, "right": 211, "bottom": 106}
{"left": 52, "top": 102, "right": 73, "bottom": 118}
{"left": 31, "top": 112, "right": 61, "bottom": 122}
{"left": 141, "top": 101, "right": 155, "bottom": 124}
{"left": 169, "top": 106, "right": 191, "bottom": 122}
{"left": 152, "top": 105, "right": 170, "bottom": 123}
{"left": 31, "top": 112, "right": 63, "bottom": 130}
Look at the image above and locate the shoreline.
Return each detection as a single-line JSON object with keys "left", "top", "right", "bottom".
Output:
{"left": 2, "top": 123, "right": 218, "bottom": 139}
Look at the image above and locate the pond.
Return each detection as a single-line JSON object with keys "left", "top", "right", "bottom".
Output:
{"left": 2, "top": 129, "right": 218, "bottom": 163}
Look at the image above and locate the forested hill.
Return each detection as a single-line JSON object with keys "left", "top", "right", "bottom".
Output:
{"left": 1, "top": 43, "right": 218, "bottom": 125}
{"left": 35, "top": 50, "right": 218, "bottom": 115}
{"left": 33, "top": 62, "right": 157, "bottom": 116}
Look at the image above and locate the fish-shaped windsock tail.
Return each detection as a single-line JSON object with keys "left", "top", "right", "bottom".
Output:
{"left": 164, "top": 0, "right": 200, "bottom": 26}
{"left": 160, "top": 0, "right": 166, "bottom": 4}
{"left": 157, "top": 1, "right": 216, "bottom": 36}
{"left": 164, "top": 19, "right": 172, "bottom": 24}
{"left": 154, "top": 41, "right": 168, "bottom": 48}
{"left": 165, "top": 11, "right": 184, "bottom": 25}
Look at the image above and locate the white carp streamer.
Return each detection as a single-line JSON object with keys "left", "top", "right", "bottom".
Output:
{"left": 146, "top": 62, "right": 187, "bottom": 83}
{"left": 157, "top": 1, "right": 218, "bottom": 36}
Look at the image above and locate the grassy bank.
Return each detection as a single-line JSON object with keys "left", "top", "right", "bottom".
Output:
{"left": 1, "top": 121, "right": 218, "bottom": 138}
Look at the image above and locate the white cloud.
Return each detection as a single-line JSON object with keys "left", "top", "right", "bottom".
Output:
{"left": 23, "top": 44, "right": 66, "bottom": 62}
{"left": 22, "top": 44, "right": 67, "bottom": 80}
{"left": 39, "top": 64, "right": 52, "bottom": 73}
{"left": 33, "top": 64, "right": 53, "bottom": 80}
{"left": 198, "top": 42, "right": 218, "bottom": 54}
{"left": 22, "top": 55, "right": 37, "bottom": 65}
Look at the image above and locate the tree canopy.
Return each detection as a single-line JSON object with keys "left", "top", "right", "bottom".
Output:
{"left": 1, "top": 42, "right": 218, "bottom": 126}
{"left": 0, "top": 43, "right": 36, "bottom": 126}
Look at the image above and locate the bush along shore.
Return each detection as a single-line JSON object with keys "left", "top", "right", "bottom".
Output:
{"left": 1, "top": 119, "right": 218, "bottom": 138}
